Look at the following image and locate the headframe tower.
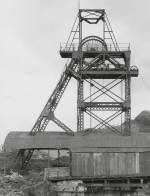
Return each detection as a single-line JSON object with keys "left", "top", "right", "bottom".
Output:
{"left": 60, "top": 9, "right": 138, "bottom": 135}
{"left": 18, "top": 9, "right": 138, "bottom": 169}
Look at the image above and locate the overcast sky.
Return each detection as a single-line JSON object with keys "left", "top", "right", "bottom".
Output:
{"left": 0, "top": 0, "right": 150, "bottom": 146}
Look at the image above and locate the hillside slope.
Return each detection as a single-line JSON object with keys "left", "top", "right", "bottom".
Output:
{"left": 134, "top": 110, "right": 150, "bottom": 132}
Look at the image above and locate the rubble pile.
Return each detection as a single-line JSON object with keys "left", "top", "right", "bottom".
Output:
{"left": 0, "top": 171, "right": 45, "bottom": 196}
{"left": 55, "top": 180, "right": 85, "bottom": 196}
{"left": 0, "top": 172, "right": 24, "bottom": 196}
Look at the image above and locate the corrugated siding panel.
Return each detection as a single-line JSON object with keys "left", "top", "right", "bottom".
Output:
{"left": 109, "top": 153, "right": 118, "bottom": 176}
{"left": 136, "top": 153, "right": 140, "bottom": 174}
{"left": 72, "top": 152, "right": 140, "bottom": 177}
{"left": 72, "top": 153, "right": 93, "bottom": 176}
{"left": 72, "top": 153, "right": 78, "bottom": 176}
{"left": 93, "top": 153, "right": 106, "bottom": 176}
{"left": 140, "top": 152, "right": 150, "bottom": 176}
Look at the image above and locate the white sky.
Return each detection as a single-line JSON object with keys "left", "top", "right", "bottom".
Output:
{"left": 0, "top": 0, "right": 150, "bottom": 145}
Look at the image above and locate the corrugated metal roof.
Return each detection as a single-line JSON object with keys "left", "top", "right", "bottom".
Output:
{"left": 3, "top": 131, "right": 150, "bottom": 152}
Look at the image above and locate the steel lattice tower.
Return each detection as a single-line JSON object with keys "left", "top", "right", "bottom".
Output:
{"left": 60, "top": 9, "right": 138, "bottom": 135}
{"left": 18, "top": 9, "right": 138, "bottom": 169}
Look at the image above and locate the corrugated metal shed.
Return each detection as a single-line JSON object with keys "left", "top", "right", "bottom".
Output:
{"left": 71, "top": 152, "right": 140, "bottom": 177}
{"left": 4, "top": 131, "right": 150, "bottom": 178}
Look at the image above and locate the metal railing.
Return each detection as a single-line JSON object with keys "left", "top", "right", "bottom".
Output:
{"left": 60, "top": 42, "right": 130, "bottom": 52}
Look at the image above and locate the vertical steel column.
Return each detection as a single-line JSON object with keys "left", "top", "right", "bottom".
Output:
{"left": 124, "top": 51, "right": 131, "bottom": 136}
{"left": 103, "top": 10, "right": 106, "bottom": 42}
{"left": 77, "top": 10, "right": 84, "bottom": 132}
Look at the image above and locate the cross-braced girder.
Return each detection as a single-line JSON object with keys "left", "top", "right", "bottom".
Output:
{"left": 85, "top": 109, "right": 122, "bottom": 134}
{"left": 79, "top": 77, "right": 126, "bottom": 134}
{"left": 84, "top": 78, "right": 124, "bottom": 102}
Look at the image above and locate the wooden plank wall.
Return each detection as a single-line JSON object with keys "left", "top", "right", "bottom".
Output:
{"left": 71, "top": 152, "right": 140, "bottom": 177}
